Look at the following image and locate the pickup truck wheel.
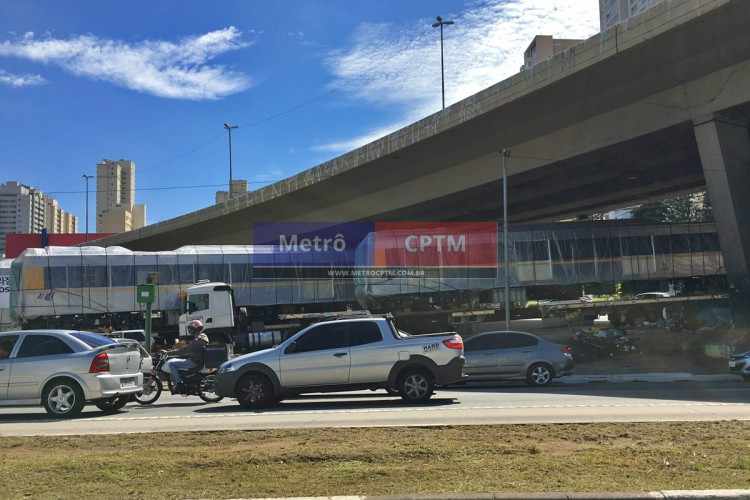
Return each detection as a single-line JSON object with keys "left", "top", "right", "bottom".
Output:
{"left": 237, "top": 374, "right": 274, "bottom": 409}
{"left": 399, "top": 370, "right": 434, "bottom": 402}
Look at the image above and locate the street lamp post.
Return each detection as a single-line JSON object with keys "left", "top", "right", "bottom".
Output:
{"left": 432, "top": 16, "right": 454, "bottom": 110}
{"left": 223, "top": 123, "right": 239, "bottom": 198}
{"left": 81, "top": 174, "right": 93, "bottom": 241}
{"left": 500, "top": 149, "right": 511, "bottom": 330}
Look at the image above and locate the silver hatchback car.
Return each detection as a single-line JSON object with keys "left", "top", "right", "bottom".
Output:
{"left": 0, "top": 330, "right": 144, "bottom": 418}
{"left": 463, "top": 331, "right": 574, "bottom": 386}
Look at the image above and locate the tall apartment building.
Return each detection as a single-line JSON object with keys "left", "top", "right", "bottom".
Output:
{"left": 96, "top": 159, "right": 146, "bottom": 233}
{"left": 600, "top": 0, "right": 661, "bottom": 31}
{"left": 521, "top": 35, "right": 584, "bottom": 71}
{"left": 0, "top": 181, "right": 78, "bottom": 257}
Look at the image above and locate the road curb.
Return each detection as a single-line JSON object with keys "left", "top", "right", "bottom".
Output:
{"left": 241, "top": 490, "right": 750, "bottom": 500}
{"left": 559, "top": 373, "right": 743, "bottom": 384}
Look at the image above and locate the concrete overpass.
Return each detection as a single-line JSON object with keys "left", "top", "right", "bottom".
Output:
{"left": 94, "top": 0, "right": 750, "bottom": 309}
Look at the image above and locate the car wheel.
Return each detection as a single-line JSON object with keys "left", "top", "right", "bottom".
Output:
{"left": 134, "top": 375, "right": 162, "bottom": 405}
{"left": 399, "top": 370, "right": 434, "bottom": 402}
{"left": 237, "top": 373, "right": 275, "bottom": 409}
{"left": 526, "top": 363, "right": 553, "bottom": 386}
{"left": 95, "top": 395, "right": 129, "bottom": 413}
{"left": 42, "top": 379, "right": 85, "bottom": 419}
{"left": 199, "top": 375, "right": 223, "bottom": 403}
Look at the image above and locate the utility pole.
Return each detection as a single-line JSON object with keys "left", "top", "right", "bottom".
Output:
{"left": 432, "top": 16, "right": 454, "bottom": 110}
{"left": 223, "top": 123, "right": 238, "bottom": 198}
{"left": 500, "top": 149, "right": 511, "bottom": 330}
{"left": 82, "top": 174, "right": 94, "bottom": 241}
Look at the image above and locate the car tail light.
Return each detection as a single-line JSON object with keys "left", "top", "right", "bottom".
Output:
{"left": 561, "top": 345, "right": 573, "bottom": 354}
{"left": 443, "top": 335, "right": 464, "bottom": 350}
{"left": 89, "top": 352, "right": 110, "bottom": 373}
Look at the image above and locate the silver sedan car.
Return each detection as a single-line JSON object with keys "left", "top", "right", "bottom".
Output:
{"left": 0, "top": 330, "right": 144, "bottom": 418}
{"left": 463, "top": 331, "right": 574, "bottom": 386}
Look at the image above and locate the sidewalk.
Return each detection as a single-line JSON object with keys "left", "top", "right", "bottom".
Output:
{"left": 244, "top": 490, "right": 750, "bottom": 500}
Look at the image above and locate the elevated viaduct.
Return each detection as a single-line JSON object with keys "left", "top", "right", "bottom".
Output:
{"left": 94, "top": 0, "right": 750, "bottom": 314}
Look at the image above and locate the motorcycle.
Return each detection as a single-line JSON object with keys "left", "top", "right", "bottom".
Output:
{"left": 133, "top": 351, "right": 223, "bottom": 404}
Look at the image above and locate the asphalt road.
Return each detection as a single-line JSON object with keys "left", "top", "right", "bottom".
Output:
{"left": 1, "top": 381, "right": 749, "bottom": 437}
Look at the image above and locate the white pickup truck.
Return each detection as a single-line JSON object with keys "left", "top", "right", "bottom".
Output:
{"left": 214, "top": 317, "right": 465, "bottom": 408}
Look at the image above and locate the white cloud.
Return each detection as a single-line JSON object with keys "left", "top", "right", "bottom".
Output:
{"left": 320, "top": 0, "right": 600, "bottom": 153}
{"left": 0, "top": 27, "right": 252, "bottom": 100}
{"left": 0, "top": 69, "right": 45, "bottom": 87}
{"left": 312, "top": 119, "right": 411, "bottom": 153}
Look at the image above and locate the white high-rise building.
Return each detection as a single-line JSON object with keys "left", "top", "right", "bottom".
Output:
{"left": 96, "top": 159, "right": 146, "bottom": 233}
{"left": 0, "top": 181, "right": 78, "bottom": 257}
{"left": 600, "top": 0, "right": 662, "bottom": 31}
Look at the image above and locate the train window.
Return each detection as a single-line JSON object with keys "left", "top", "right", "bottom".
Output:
{"left": 513, "top": 241, "right": 541, "bottom": 261}
{"left": 702, "top": 233, "right": 721, "bottom": 252}
{"left": 531, "top": 240, "right": 549, "bottom": 261}
{"left": 135, "top": 266, "right": 157, "bottom": 284}
{"left": 573, "top": 239, "right": 595, "bottom": 259}
{"left": 550, "top": 240, "right": 573, "bottom": 262}
{"left": 623, "top": 236, "right": 652, "bottom": 256}
{"left": 177, "top": 264, "right": 195, "bottom": 284}
{"left": 48, "top": 267, "right": 67, "bottom": 289}
{"left": 158, "top": 264, "right": 178, "bottom": 285}
{"left": 197, "top": 264, "right": 226, "bottom": 283}
{"left": 68, "top": 266, "right": 82, "bottom": 288}
{"left": 653, "top": 235, "right": 672, "bottom": 254}
{"left": 111, "top": 266, "right": 133, "bottom": 286}
{"left": 594, "top": 238, "right": 620, "bottom": 258}
{"left": 84, "top": 266, "right": 108, "bottom": 287}
{"left": 230, "top": 263, "right": 251, "bottom": 283}
{"left": 671, "top": 235, "right": 690, "bottom": 253}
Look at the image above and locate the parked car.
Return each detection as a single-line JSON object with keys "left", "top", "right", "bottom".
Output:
{"left": 103, "top": 329, "right": 158, "bottom": 348}
{"left": 0, "top": 330, "right": 143, "bottom": 418}
{"left": 729, "top": 350, "right": 750, "bottom": 381}
{"left": 214, "top": 317, "right": 465, "bottom": 408}
{"left": 463, "top": 331, "right": 574, "bottom": 386}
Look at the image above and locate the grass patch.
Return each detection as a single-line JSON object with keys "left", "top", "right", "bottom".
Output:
{"left": 1, "top": 422, "right": 749, "bottom": 499}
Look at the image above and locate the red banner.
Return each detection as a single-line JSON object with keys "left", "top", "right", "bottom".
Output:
{"left": 373, "top": 222, "right": 497, "bottom": 267}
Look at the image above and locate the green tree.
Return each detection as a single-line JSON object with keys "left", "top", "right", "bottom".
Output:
{"left": 632, "top": 191, "right": 713, "bottom": 223}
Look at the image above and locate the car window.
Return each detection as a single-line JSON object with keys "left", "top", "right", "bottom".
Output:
{"left": 506, "top": 333, "right": 538, "bottom": 348}
{"left": 70, "top": 332, "right": 117, "bottom": 348}
{"left": 349, "top": 321, "right": 382, "bottom": 347}
{"left": 16, "top": 335, "right": 74, "bottom": 358}
{"left": 0, "top": 335, "right": 19, "bottom": 359}
{"left": 464, "top": 335, "right": 489, "bottom": 352}
{"left": 124, "top": 331, "right": 146, "bottom": 342}
{"left": 290, "top": 324, "right": 349, "bottom": 353}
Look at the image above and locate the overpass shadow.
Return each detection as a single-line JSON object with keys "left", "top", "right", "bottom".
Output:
{"left": 447, "top": 379, "right": 750, "bottom": 404}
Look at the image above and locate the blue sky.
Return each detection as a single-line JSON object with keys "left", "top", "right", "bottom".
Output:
{"left": 0, "top": 0, "right": 599, "bottom": 227}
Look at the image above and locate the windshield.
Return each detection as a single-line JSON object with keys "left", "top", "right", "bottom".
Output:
{"left": 70, "top": 331, "right": 118, "bottom": 349}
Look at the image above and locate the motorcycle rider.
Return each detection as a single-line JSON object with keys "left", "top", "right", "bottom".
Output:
{"left": 162, "top": 319, "right": 209, "bottom": 394}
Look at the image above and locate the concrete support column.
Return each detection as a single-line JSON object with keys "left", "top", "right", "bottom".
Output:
{"left": 694, "top": 115, "right": 750, "bottom": 323}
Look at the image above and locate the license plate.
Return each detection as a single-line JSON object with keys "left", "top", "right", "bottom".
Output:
{"left": 120, "top": 377, "right": 136, "bottom": 388}
{"left": 729, "top": 361, "right": 736, "bottom": 368}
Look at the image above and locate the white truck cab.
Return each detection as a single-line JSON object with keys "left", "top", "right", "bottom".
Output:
{"left": 178, "top": 281, "right": 235, "bottom": 337}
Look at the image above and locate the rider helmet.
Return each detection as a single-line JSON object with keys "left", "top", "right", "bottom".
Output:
{"left": 187, "top": 319, "right": 204, "bottom": 336}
